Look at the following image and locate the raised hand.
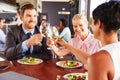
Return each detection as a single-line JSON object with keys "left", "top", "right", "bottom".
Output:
{"left": 56, "top": 38, "right": 68, "bottom": 47}
{"left": 26, "top": 34, "right": 44, "bottom": 47}
{"left": 46, "top": 38, "right": 54, "bottom": 47}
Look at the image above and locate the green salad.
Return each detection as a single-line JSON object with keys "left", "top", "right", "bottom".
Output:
{"left": 67, "top": 74, "right": 86, "bottom": 80}
{"left": 61, "top": 61, "right": 79, "bottom": 67}
{"left": 20, "top": 57, "right": 40, "bottom": 64}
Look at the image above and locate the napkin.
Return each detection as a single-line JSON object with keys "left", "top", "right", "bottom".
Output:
{"left": 0, "top": 71, "right": 39, "bottom": 80}
{"left": 0, "top": 57, "right": 5, "bottom": 61}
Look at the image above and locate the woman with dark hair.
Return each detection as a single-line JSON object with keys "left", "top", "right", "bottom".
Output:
{"left": 87, "top": 1, "right": 120, "bottom": 79}
{"left": 59, "top": 18, "right": 71, "bottom": 42}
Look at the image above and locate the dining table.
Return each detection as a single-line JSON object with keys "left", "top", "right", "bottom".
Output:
{"left": 0, "top": 58, "right": 87, "bottom": 80}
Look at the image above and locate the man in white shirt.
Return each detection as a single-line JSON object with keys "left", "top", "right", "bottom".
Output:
{"left": 0, "top": 15, "right": 6, "bottom": 52}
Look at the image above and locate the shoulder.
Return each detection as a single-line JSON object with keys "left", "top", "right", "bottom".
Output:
{"left": 7, "top": 25, "right": 22, "bottom": 35}
{"left": 63, "top": 27, "right": 70, "bottom": 30}
{"left": 88, "top": 50, "right": 110, "bottom": 64}
{"left": 87, "top": 50, "right": 114, "bottom": 80}
{"left": 8, "top": 24, "right": 21, "bottom": 31}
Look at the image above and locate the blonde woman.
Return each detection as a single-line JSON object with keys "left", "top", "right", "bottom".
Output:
{"left": 47, "top": 14, "right": 101, "bottom": 64}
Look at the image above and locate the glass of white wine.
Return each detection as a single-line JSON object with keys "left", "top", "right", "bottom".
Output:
{"left": 42, "top": 28, "right": 48, "bottom": 35}
{"left": 51, "top": 33, "right": 59, "bottom": 41}
{"left": 38, "top": 26, "right": 48, "bottom": 46}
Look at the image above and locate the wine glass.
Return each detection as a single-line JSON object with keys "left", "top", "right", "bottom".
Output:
{"left": 38, "top": 26, "right": 48, "bottom": 46}
{"left": 41, "top": 28, "right": 48, "bottom": 35}
{"left": 51, "top": 33, "right": 59, "bottom": 41}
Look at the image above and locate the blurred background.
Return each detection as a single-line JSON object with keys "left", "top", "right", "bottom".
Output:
{"left": 0, "top": 0, "right": 114, "bottom": 35}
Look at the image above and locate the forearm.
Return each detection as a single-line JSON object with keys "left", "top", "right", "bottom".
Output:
{"left": 5, "top": 43, "right": 22, "bottom": 60}
{"left": 50, "top": 45, "right": 69, "bottom": 57}
{"left": 64, "top": 43, "right": 90, "bottom": 64}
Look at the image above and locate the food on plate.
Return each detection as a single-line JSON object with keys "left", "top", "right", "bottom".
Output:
{"left": 60, "top": 61, "right": 79, "bottom": 67}
{"left": 19, "top": 57, "right": 41, "bottom": 64}
{"left": 66, "top": 73, "right": 86, "bottom": 80}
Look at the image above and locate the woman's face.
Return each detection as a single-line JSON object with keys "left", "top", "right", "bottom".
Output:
{"left": 72, "top": 19, "right": 88, "bottom": 36}
{"left": 59, "top": 21, "right": 64, "bottom": 29}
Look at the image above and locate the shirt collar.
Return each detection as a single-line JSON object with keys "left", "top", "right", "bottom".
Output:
{"left": 83, "top": 32, "right": 93, "bottom": 43}
{"left": 22, "top": 26, "right": 34, "bottom": 35}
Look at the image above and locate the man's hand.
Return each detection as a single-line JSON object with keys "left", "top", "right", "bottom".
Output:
{"left": 56, "top": 38, "right": 68, "bottom": 47}
{"left": 26, "top": 34, "right": 44, "bottom": 47}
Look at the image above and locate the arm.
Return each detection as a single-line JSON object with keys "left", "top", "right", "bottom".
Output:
{"left": 0, "top": 29, "right": 6, "bottom": 43}
{"left": 5, "top": 27, "right": 22, "bottom": 60}
{"left": 50, "top": 45, "right": 69, "bottom": 57}
{"left": 47, "top": 39, "right": 69, "bottom": 57}
{"left": 57, "top": 39, "right": 89, "bottom": 64}
{"left": 87, "top": 51, "right": 114, "bottom": 80}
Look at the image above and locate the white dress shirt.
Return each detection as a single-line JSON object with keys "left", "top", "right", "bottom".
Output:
{"left": 0, "top": 29, "right": 6, "bottom": 51}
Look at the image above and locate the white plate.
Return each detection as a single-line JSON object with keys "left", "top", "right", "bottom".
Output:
{"left": 56, "top": 60, "right": 82, "bottom": 68}
{"left": 63, "top": 73, "right": 87, "bottom": 80}
{"left": 17, "top": 58, "right": 43, "bottom": 65}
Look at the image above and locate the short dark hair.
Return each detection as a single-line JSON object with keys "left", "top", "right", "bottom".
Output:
{"left": 60, "top": 18, "right": 68, "bottom": 27}
{"left": 20, "top": 3, "right": 36, "bottom": 16}
{"left": 92, "top": 1, "right": 120, "bottom": 33}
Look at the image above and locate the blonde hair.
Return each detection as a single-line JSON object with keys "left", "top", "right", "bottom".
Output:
{"left": 72, "top": 13, "right": 88, "bottom": 25}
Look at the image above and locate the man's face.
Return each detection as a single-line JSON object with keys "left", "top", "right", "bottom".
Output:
{"left": 21, "top": 9, "right": 37, "bottom": 30}
{"left": 72, "top": 19, "right": 88, "bottom": 36}
{"left": 0, "top": 18, "right": 5, "bottom": 29}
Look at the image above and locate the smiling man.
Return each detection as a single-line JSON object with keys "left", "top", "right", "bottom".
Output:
{"left": 5, "top": 3, "right": 53, "bottom": 60}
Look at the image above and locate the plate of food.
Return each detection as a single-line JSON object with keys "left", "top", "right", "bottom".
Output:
{"left": 56, "top": 60, "right": 82, "bottom": 68}
{"left": 17, "top": 57, "right": 43, "bottom": 65}
{"left": 63, "top": 73, "right": 87, "bottom": 80}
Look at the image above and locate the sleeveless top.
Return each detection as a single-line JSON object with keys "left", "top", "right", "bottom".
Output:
{"left": 100, "top": 42, "right": 120, "bottom": 80}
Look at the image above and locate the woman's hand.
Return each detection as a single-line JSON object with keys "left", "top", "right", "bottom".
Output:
{"left": 46, "top": 38, "right": 54, "bottom": 47}
{"left": 56, "top": 38, "right": 68, "bottom": 48}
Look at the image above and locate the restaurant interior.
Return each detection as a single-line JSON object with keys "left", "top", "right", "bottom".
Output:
{"left": 0, "top": 0, "right": 120, "bottom": 80}
{"left": 0, "top": 0, "right": 111, "bottom": 35}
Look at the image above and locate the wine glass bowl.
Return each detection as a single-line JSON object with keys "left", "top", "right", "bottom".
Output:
{"left": 42, "top": 29, "right": 48, "bottom": 35}
{"left": 52, "top": 34, "right": 59, "bottom": 41}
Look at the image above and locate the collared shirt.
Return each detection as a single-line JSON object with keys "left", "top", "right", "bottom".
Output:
{"left": 0, "top": 29, "right": 6, "bottom": 51}
{"left": 69, "top": 32, "right": 102, "bottom": 54}
{"left": 59, "top": 27, "right": 71, "bottom": 42}
{"left": 21, "top": 26, "right": 34, "bottom": 54}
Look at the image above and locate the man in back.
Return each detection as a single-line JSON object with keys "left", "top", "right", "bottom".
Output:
{"left": 0, "top": 15, "right": 6, "bottom": 52}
